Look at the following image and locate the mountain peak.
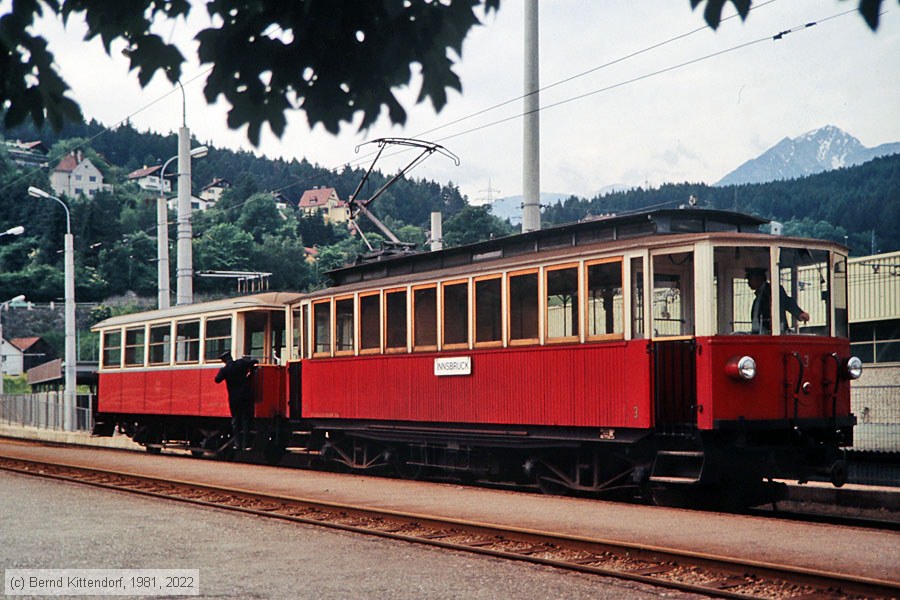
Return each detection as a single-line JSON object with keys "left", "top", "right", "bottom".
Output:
{"left": 715, "top": 126, "right": 899, "bottom": 186}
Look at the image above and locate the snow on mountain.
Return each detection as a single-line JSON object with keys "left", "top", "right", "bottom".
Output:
{"left": 716, "top": 125, "right": 900, "bottom": 186}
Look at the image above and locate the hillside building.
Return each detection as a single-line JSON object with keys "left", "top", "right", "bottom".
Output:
{"left": 298, "top": 187, "right": 350, "bottom": 224}
{"left": 199, "top": 178, "right": 232, "bottom": 204}
{"left": 166, "top": 195, "right": 215, "bottom": 213}
{"left": 126, "top": 165, "right": 171, "bottom": 193}
{"left": 3, "top": 140, "right": 48, "bottom": 169}
{"left": 49, "top": 150, "right": 112, "bottom": 198}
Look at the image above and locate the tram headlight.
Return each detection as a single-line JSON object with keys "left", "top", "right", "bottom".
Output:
{"left": 844, "top": 356, "right": 863, "bottom": 380}
{"left": 725, "top": 355, "right": 757, "bottom": 381}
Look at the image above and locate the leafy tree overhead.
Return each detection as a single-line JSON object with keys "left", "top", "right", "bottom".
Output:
{"left": 1, "top": 1, "right": 890, "bottom": 143}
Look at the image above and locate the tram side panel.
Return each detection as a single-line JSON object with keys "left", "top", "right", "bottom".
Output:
{"left": 252, "top": 365, "right": 289, "bottom": 419}
{"left": 300, "top": 341, "right": 652, "bottom": 429}
{"left": 145, "top": 369, "right": 173, "bottom": 414}
{"left": 97, "top": 368, "right": 230, "bottom": 418}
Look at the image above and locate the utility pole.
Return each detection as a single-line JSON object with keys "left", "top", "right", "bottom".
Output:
{"left": 522, "top": 0, "right": 541, "bottom": 233}
{"left": 176, "top": 123, "right": 193, "bottom": 305}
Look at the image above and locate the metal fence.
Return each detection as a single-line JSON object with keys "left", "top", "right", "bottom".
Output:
{"left": 850, "top": 384, "right": 900, "bottom": 454}
{"left": 0, "top": 393, "right": 94, "bottom": 432}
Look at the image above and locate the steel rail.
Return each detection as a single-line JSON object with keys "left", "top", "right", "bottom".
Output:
{"left": 1, "top": 455, "right": 898, "bottom": 599}
{"left": 2, "top": 435, "right": 897, "bottom": 532}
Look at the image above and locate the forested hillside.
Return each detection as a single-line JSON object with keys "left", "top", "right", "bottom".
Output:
{"left": 2, "top": 117, "right": 896, "bottom": 307}
{"left": 542, "top": 153, "right": 900, "bottom": 255}
{"left": 0, "top": 120, "right": 512, "bottom": 303}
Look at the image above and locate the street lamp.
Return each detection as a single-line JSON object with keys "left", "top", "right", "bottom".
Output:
{"left": 157, "top": 145, "right": 207, "bottom": 310}
{"left": 0, "top": 294, "right": 26, "bottom": 396}
{"left": 27, "top": 185, "right": 77, "bottom": 431}
{"left": 1, "top": 226, "right": 25, "bottom": 238}
{"left": 122, "top": 46, "right": 205, "bottom": 305}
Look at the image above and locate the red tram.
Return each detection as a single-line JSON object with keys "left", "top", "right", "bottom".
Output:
{"left": 92, "top": 209, "right": 860, "bottom": 506}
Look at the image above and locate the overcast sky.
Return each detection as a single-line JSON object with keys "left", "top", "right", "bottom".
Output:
{"left": 31, "top": 0, "right": 900, "bottom": 204}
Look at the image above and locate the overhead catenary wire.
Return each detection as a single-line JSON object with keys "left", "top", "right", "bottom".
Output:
{"left": 157, "top": 5, "right": 866, "bottom": 235}
{"left": 1, "top": 4, "right": 863, "bottom": 230}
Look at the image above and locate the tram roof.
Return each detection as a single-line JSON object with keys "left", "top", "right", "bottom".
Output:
{"left": 328, "top": 208, "right": 768, "bottom": 287}
{"left": 92, "top": 291, "right": 304, "bottom": 330}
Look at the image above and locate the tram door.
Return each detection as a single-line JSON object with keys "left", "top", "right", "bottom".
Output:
{"left": 652, "top": 340, "right": 697, "bottom": 435}
{"left": 243, "top": 310, "right": 287, "bottom": 364}
{"left": 650, "top": 250, "right": 697, "bottom": 435}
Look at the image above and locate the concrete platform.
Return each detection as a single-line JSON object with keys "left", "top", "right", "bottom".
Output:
{"left": 0, "top": 432, "right": 897, "bottom": 583}
{"left": 0, "top": 423, "right": 141, "bottom": 450}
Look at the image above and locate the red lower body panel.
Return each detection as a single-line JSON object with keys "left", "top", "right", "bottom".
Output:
{"left": 301, "top": 341, "right": 651, "bottom": 428}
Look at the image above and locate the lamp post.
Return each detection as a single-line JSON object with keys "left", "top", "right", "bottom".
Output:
{"left": 122, "top": 48, "right": 203, "bottom": 305}
{"left": 0, "top": 294, "right": 26, "bottom": 396}
{"left": 1, "top": 226, "right": 25, "bottom": 238}
{"left": 27, "top": 186, "right": 76, "bottom": 431}
{"left": 158, "top": 146, "right": 207, "bottom": 309}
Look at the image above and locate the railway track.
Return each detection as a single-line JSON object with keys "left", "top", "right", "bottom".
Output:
{"left": 2, "top": 434, "right": 897, "bottom": 532}
{"left": 1, "top": 455, "right": 897, "bottom": 599}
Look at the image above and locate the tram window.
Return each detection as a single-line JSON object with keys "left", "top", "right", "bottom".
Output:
{"left": 652, "top": 252, "right": 694, "bottom": 337}
{"left": 335, "top": 297, "right": 355, "bottom": 354}
{"left": 148, "top": 323, "right": 171, "bottom": 365}
{"left": 124, "top": 327, "right": 145, "bottom": 367}
{"left": 779, "top": 247, "right": 830, "bottom": 336}
{"left": 442, "top": 280, "right": 469, "bottom": 348}
{"left": 204, "top": 317, "right": 232, "bottom": 361}
{"left": 586, "top": 259, "right": 624, "bottom": 339}
{"left": 313, "top": 301, "right": 332, "bottom": 356}
{"left": 475, "top": 276, "right": 502, "bottom": 345}
{"left": 631, "top": 257, "right": 645, "bottom": 339}
{"left": 175, "top": 321, "right": 200, "bottom": 363}
{"left": 292, "top": 309, "right": 303, "bottom": 359}
{"left": 385, "top": 289, "right": 408, "bottom": 351}
{"left": 547, "top": 265, "right": 579, "bottom": 341}
{"left": 413, "top": 286, "right": 438, "bottom": 350}
{"left": 509, "top": 270, "right": 539, "bottom": 344}
{"left": 302, "top": 304, "right": 310, "bottom": 358}
{"left": 102, "top": 330, "right": 122, "bottom": 368}
{"left": 270, "top": 311, "right": 286, "bottom": 363}
{"left": 833, "top": 254, "right": 848, "bottom": 339}
{"left": 359, "top": 293, "right": 381, "bottom": 353}
{"left": 244, "top": 312, "right": 267, "bottom": 360}
{"left": 713, "top": 246, "right": 770, "bottom": 335}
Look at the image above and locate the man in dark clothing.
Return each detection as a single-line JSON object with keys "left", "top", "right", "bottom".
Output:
{"left": 746, "top": 267, "right": 809, "bottom": 334}
{"left": 215, "top": 351, "right": 259, "bottom": 450}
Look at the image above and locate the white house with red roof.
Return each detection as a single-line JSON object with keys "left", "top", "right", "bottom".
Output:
{"left": 298, "top": 187, "right": 350, "bottom": 224}
{"left": 1, "top": 336, "right": 57, "bottom": 377}
{"left": 126, "top": 165, "right": 171, "bottom": 193}
{"left": 199, "top": 178, "right": 231, "bottom": 204}
{"left": 49, "top": 150, "right": 112, "bottom": 198}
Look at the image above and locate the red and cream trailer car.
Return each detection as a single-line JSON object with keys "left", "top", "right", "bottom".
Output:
{"left": 93, "top": 292, "right": 301, "bottom": 455}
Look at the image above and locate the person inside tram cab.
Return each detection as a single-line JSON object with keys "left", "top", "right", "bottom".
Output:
{"left": 214, "top": 351, "right": 259, "bottom": 450}
{"left": 746, "top": 267, "right": 810, "bottom": 334}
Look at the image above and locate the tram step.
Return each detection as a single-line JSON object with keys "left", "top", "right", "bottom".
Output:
{"left": 654, "top": 450, "right": 704, "bottom": 458}
{"left": 650, "top": 450, "right": 705, "bottom": 484}
{"left": 648, "top": 475, "right": 701, "bottom": 484}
